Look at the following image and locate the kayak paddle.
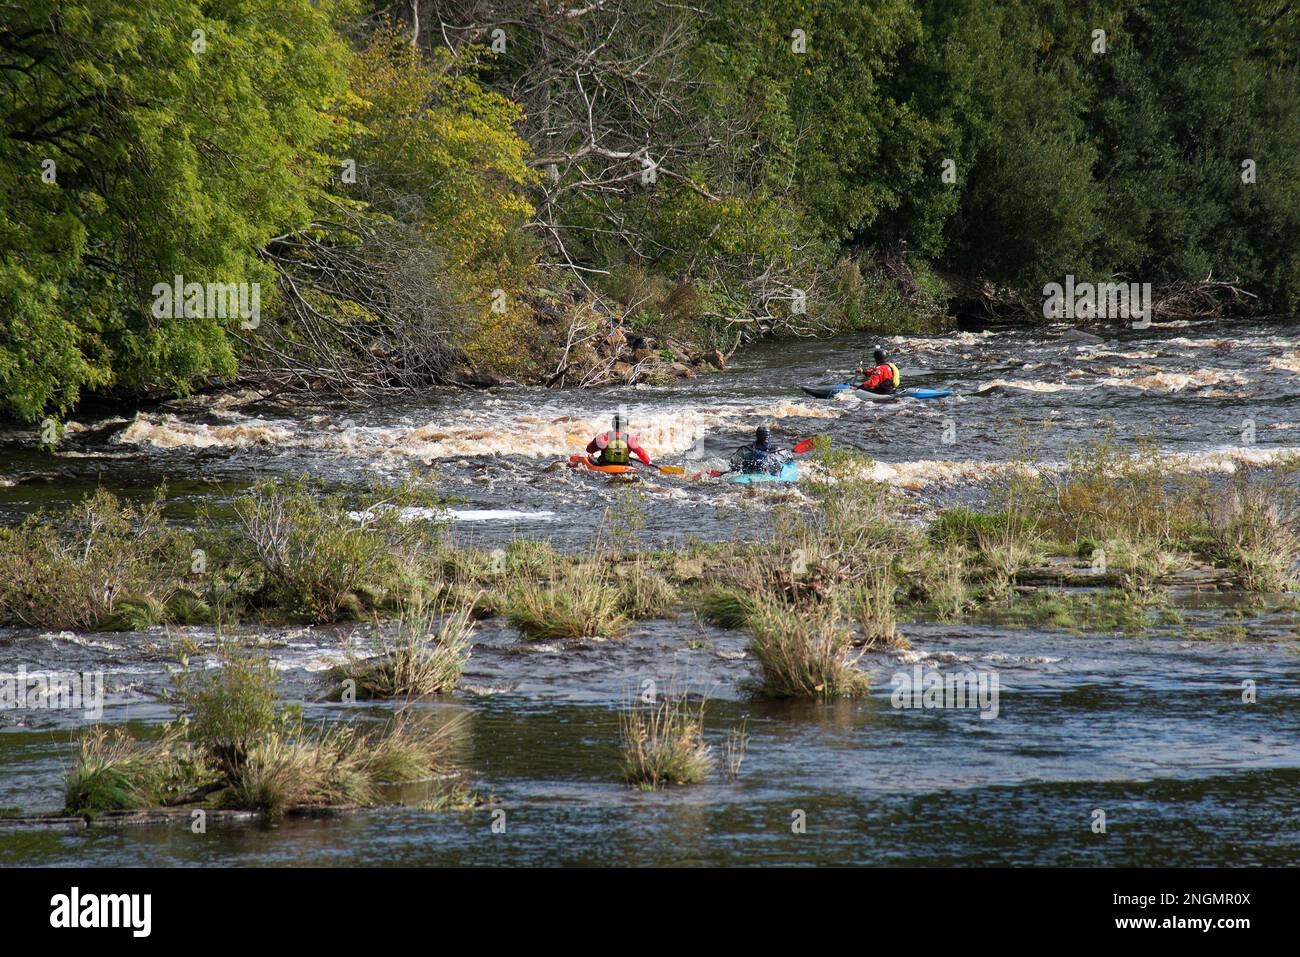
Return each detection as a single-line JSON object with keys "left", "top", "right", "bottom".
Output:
{"left": 629, "top": 458, "right": 684, "bottom": 476}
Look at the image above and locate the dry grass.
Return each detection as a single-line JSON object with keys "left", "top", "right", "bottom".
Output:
{"left": 617, "top": 561, "right": 679, "bottom": 619}
{"left": 975, "top": 521, "right": 1042, "bottom": 596}
{"left": 838, "top": 560, "right": 905, "bottom": 648}
{"left": 1204, "top": 471, "right": 1300, "bottom": 592}
{"left": 224, "top": 712, "right": 465, "bottom": 816}
{"left": 722, "top": 722, "right": 748, "bottom": 783}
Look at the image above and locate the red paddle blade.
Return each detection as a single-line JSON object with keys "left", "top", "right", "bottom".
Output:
{"left": 793, "top": 439, "right": 816, "bottom": 455}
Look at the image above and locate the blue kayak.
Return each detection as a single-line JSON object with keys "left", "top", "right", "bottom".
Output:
{"left": 727, "top": 461, "right": 799, "bottom": 484}
{"left": 800, "top": 383, "right": 953, "bottom": 400}
{"left": 855, "top": 387, "right": 953, "bottom": 402}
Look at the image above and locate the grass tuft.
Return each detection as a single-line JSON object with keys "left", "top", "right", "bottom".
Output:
{"left": 620, "top": 691, "right": 713, "bottom": 789}
{"left": 745, "top": 597, "right": 869, "bottom": 698}
{"left": 505, "top": 561, "right": 626, "bottom": 640}
{"left": 328, "top": 598, "right": 475, "bottom": 699}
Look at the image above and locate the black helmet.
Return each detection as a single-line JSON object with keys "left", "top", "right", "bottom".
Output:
{"left": 873, "top": 347, "right": 886, "bottom": 363}
{"left": 755, "top": 424, "right": 770, "bottom": 447}
{"left": 612, "top": 412, "right": 623, "bottom": 434}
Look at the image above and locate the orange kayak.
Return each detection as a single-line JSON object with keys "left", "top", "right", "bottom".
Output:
{"left": 568, "top": 454, "right": 637, "bottom": 474}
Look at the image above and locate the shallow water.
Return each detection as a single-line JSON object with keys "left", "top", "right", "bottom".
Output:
{"left": 2, "top": 599, "right": 1297, "bottom": 865}
{"left": 1, "top": 319, "right": 1298, "bottom": 866}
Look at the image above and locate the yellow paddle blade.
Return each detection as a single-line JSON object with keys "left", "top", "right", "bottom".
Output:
{"left": 657, "top": 465, "right": 685, "bottom": 475}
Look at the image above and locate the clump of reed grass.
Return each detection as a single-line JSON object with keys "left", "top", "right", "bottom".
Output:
{"left": 907, "top": 544, "right": 971, "bottom": 620}
{"left": 620, "top": 691, "right": 713, "bottom": 789}
{"left": 64, "top": 726, "right": 213, "bottom": 816}
{"left": 838, "top": 562, "right": 905, "bottom": 649}
{"left": 745, "top": 597, "right": 869, "bottom": 698}
{"left": 975, "top": 520, "right": 1043, "bottom": 596}
{"left": 696, "top": 586, "right": 757, "bottom": 629}
{"left": 505, "top": 560, "right": 626, "bottom": 640}
{"left": 222, "top": 713, "right": 464, "bottom": 817}
{"left": 1100, "top": 536, "right": 1182, "bottom": 600}
{"left": 328, "top": 598, "right": 475, "bottom": 699}
{"left": 503, "top": 539, "right": 560, "bottom": 576}
{"left": 618, "top": 561, "right": 679, "bottom": 619}
{"left": 1204, "top": 470, "right": 1300, "bottom": 592}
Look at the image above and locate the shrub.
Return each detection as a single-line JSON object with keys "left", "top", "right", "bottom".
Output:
{"left": 170, "top": 645, "right": 279, "bottom": 775}
{"left": 1035, "top": 433, "right": 1200, "bottom": 546}
{"left": 233, "top": 475, "right": 444, "bottom": 622}
{"left": 0, "top": 488, "right": 192, "bottom": 630}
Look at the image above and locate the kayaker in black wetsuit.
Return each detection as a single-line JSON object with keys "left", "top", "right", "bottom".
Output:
{"left": 856, "top": 347, "right": 900, "bottom": 395}
{"left": 729, "top": 425, "right": 793, "bottom": 475}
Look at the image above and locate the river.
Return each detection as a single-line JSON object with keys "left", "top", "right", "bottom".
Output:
{"left": 1, "top": 318, "right": 1297, "bottom": 865}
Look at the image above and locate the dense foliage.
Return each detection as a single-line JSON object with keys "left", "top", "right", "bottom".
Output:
{"left": 1, "top": 0, "right": 1296, "bottom": 420}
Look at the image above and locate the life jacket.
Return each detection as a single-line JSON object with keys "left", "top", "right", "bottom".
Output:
{"left": 865, "top": 362, "right": 901, "bottom": 393}
{"left": 599, "top": 431, "right": 631, "bottom": 465}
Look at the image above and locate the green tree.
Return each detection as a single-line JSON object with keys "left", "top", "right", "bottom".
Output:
{"left": 0, "top": 0, "right": 349, "bottom": 421}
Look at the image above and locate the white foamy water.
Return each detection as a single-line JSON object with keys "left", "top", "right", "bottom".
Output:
{"left": 117, "top": 399, "right": 839, "bottom": 463}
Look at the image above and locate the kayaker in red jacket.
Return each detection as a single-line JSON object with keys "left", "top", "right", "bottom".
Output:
{"left": 857, "top": 347, "right": 900, "bottom": 394}
{"left": 587, "top": 413, "right": 652, "bottom": 466}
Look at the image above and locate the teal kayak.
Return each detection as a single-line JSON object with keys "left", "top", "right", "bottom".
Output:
{"left": 727, "top": 461, "right": 799, "bottom": 484}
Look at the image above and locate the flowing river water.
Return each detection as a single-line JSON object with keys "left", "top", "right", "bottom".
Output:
{"left": 1, "top": 318, "right": 1298, "bottom": 865}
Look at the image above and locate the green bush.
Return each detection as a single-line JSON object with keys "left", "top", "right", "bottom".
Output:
{"left": 0, "top": 488, "right": 192, "bottom": 630}
{"left": 170, "top": 645, "right": 280, "bottom": 775}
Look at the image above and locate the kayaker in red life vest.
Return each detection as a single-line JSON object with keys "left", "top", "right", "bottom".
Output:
{"left": 587, "top": 413, "right": 652, "bottom": 467}
{"left": 857, "top": 347, "right": 901, "bottom": 395}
